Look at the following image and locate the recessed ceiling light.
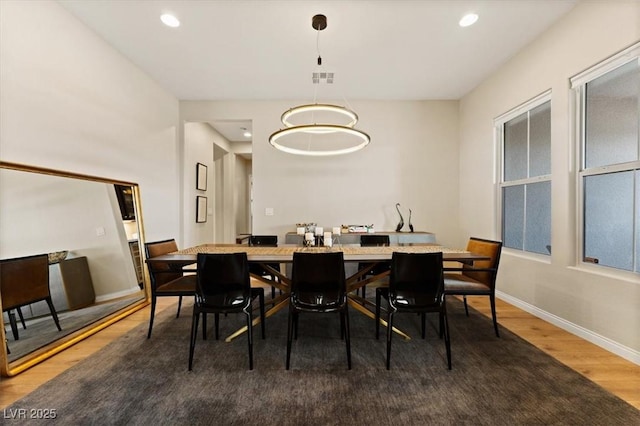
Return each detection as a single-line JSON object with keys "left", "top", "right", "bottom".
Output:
{"left": 459, "top": 13, "right": 478, "bottom": 28}
{"left": 241, "top": 127, "right": 252, "bottom": 138}
{"left": 160, "top": 13, "right": 180, "bottom": 28}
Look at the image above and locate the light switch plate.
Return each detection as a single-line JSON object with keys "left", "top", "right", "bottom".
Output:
{"left": 265, "top": 207, "right": 274, "bottom": 216}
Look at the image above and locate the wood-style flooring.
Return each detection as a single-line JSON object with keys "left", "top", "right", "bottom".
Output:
{"left": 1, "top": 296, "right": 639, "bottom": 410}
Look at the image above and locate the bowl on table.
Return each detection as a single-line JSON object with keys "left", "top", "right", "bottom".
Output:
{"left": 47, "top": 250, "right": 69, "bottom": 264}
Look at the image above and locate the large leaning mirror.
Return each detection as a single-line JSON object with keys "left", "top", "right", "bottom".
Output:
{"left": 0, "top": 161, "right": 149, "bottom": 376}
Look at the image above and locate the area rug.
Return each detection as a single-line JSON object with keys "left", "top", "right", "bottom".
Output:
{"left": 4, "top": 298, "right": 639, "bottom": 425}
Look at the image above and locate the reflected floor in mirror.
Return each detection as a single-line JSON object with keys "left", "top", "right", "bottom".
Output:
{"left": 5, "top": 297, "right": 143, "bottom": 362}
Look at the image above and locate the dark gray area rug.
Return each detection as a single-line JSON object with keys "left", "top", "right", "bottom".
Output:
{"left": 5, "top": 297, "right": 639, "bottom": 425}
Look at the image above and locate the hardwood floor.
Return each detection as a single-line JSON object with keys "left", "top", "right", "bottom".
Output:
{"left": 1, "top": 296, "right": 639, "bottom": 410}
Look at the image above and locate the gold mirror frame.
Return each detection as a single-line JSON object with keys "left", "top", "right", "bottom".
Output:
{"left": 0, "top": 161, "right": 150, "bottom": 376}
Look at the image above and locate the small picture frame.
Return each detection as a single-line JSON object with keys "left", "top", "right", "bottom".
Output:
{"left": 196, "top": 196, "right": 207, "bottom": 223}
{"left": 196, "top": 163, "right": 207, "bottom": 191}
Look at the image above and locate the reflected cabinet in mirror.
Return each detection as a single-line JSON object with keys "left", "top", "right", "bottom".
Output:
{"left": 0, "top": 161, "right": 149, "bottom": 376}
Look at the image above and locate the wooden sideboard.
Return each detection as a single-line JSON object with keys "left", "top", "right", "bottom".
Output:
{"left": 27, "top": 256, "right": 95, "bottom": 317}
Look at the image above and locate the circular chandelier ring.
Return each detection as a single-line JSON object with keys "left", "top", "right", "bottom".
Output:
{"left": 269, "top": 124, "right": 371, "bottom": 156}
{"left": 281, "top": 104, "right": 359, "bottom": 129}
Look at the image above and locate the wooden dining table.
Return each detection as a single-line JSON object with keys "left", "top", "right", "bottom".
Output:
{"left": 146, "top": 242, "right": 489, "bottom": 341}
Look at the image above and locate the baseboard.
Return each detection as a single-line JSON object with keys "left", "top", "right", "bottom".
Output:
{"left": 94, "top": 286, "right": 141, "bottom": 303}
{"left": 496, "top": 290, "right": 640, "bottom": 366}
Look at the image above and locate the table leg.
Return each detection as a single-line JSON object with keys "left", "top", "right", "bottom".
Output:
{"left": 347, "top": 297, "right": 411, "bottom": 341}
{"left": 224, "top": 298, "right": 289, "bottom": 342}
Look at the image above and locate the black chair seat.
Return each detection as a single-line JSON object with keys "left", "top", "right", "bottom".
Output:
{"left": 292, "top": 291, "right": 344, "bottom": 312}
{"left": 392, "top": 291, "right": 441, "bottom": 310}
{"left": 199, "top": 290, "right": 249, "bottom": 309}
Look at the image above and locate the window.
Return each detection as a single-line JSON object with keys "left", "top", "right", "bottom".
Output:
{"left": 497, "top": 94, "right": 551, "bottom": 255}
{"left": 572, "top": 44, "right": 640, "bottom": 272}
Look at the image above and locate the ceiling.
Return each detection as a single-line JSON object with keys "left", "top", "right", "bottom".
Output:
{"left": 58, "top": 0, "right": 578, "bottom": 143}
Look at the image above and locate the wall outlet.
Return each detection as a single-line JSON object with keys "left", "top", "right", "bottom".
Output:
{"left": 96, "top": 226, "right": 105, "bottom": 236}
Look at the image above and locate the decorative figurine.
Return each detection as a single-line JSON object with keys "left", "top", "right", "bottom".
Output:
{"left": 408, "top": 209, "right": 414, "bottom": 232}
{"left": 395, "top": 203, "right": 405, "bottom": 232}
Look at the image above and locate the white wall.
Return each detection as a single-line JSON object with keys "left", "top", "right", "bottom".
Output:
{"left": 183, "top": 120, "right": 252, "bottom": 244}
{"left": 235, "top": 156, "right": 251, "bottom": 237}
{"left": 183, "top": 122, "right": 215, "bottom": 247}
{"left": 0, "top": 0, "right": 180, "bottom": 244}
{"left": 459, "top": 1, "right": 640, "bottom": 361}
{"left": 180, "top": 100, "right": 460, "bottom": 246}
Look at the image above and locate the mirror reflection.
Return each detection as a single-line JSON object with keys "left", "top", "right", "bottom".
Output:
{"left": 0, "top": 163, "right": 147, "bottom": 373}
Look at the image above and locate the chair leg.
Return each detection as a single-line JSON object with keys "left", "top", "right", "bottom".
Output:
{"left": 8, "top": 311, "right": 19, "bottom": 341}
{"left": 176, "top": 296, "right": 183, "bottom": 318}
{"left": 286, "top": 308, "right": 295, "bottom": 370}
{"left": 421, "top": 313, "right": 426, "bottom": 339}
{"left": 375, "top": 289, "right": 381, "bottom": 339}
{"left": 188, "top": 309, "right": 200, "bottom": 371}
{"left": 344, "top": 308, "right": 352, "bottom": 370}
{"left": 246, "top": 309, "right": 254, "bottom": 370}
{"left": 202, "top": 313, "right": 207, "bottom": 340}
{"left": 490, "top": 295, "right": 500, "bottom": 337}
{"left": 259, "top": 292, "right": 266, "bottom": 339}
{"left": 147, "top": 296, "right": 157, "bottom": 339}
{"left": 361, "top": 284, "right": 367, "bottom": 301}
{"left": 442, "top": 307, "right": 452, "bottom": 370}
{"left": 463, "top": 295, "right": 469, "bottom": 316}
{"left": 17, "top": 307, "right": 27, "bottom": 329}
{"left": 45, "top": 297, "right": 62, "bottom": 331}
{"left": 386, "top": 310, "right": 394, "bottom": 370}
{"left": 214, "top": 313, "right": 220, "bottom": 340}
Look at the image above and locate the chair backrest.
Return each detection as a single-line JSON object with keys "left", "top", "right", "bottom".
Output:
{"left": 463, "top": 237, "right": 502, "bottom": 288}
{"left": 196, "top": 253, "right": 251, "bottom": 302}
{"left": 249, "top": 235, "right": 278, "bottom": 246}
{"left": 291, "top": 252, "right": 346, "bottom": 295}
{"left": 0, "top": 254, "right": 50, "bottom": 310}
{"left": 389, "top": 251, "right": 444, "bottom": 303}
{"left": 144, "top": 239, "right": 182, "bottom": 287}
{"left": 360, "top": 234, "right": 390, "bottom": 247}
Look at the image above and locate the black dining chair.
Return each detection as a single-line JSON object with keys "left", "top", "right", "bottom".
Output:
{"left": 286, "top": 251, "right": 351, "bottom": 370}
{"left": 144, "top": 239, "right": 197, "bottom": 338}
{"left": 189, "top": 253, "right": 265, "bottom": 371}
{"left": 375, "top": 251, "right": 451, "bottom": 370}
{"left": 444, "top": 237, "right": 503, "bottom": 337}
{"left": 248, "top": 235, "right": 281, "bottom": 298}
{"left": 358, "top": 234, "right": 391, "bottom": 300}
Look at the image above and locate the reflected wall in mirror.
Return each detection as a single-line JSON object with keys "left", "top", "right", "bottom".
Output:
{"left": 0, "top": 162, "right": 149, "bottom": 376}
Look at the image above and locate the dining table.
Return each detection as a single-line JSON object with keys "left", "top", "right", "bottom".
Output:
{"left": 146, "top": 242, "right": 489, "bottom": 341}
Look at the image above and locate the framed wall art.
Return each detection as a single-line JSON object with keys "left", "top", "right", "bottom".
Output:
{"left": 196, "top": 196, "right": 207, "bottom": 223}
{"left": 196, "top": 163, "right": 207, "bottom": 191}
